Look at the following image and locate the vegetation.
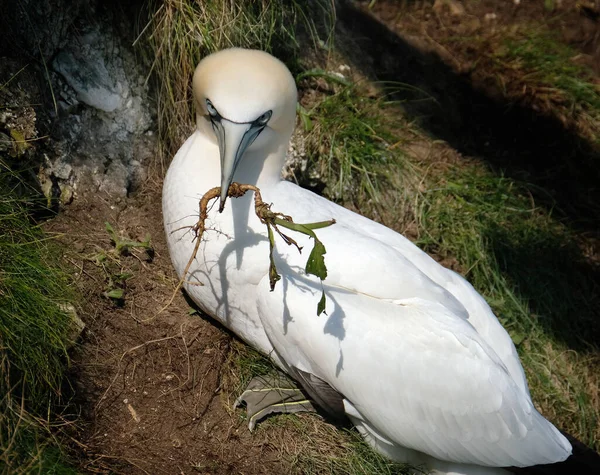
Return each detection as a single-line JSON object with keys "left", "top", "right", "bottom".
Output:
{"left": 499, "top": 29, "right": 600, "bottom": 114}
{"left": 0, "top": 169, "right": 78, "bottom": 473}
{"left": 296, "top": 77, "right": 599, "bottom": 449}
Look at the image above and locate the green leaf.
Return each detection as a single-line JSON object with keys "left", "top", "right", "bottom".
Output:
{"left": 93, "top": 252, "right": 107, "bottom": 264}
{"left": 104, "top": 221, "right": 116, "bottom": 240}
{"left": 317, "top": 290, "right": 327, "bottom": 316}
{"left": 266, "top": 224, "right": 281, "bottom": 291}
{"left": 305, "top": 238, "right": 328, "bottom": 280}
{"left": 105, "top": 288, "right": 124, "bottom": 299}
{"left": 114, "top": 272, "right": 133, "bottom": 283}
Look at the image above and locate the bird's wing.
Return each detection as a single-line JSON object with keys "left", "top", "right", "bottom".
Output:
{"left": 271, "top": 181, "right": 529, "bottom": 395}
{"left": 269, "top": 182, "right": 470, "bottom": 319}
{"left": 256, "top": 273, "right": 572, "bottom": 468}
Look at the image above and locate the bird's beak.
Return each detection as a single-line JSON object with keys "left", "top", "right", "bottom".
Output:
{"left": 214, "top": 119, "right": 264, "bottom": 213}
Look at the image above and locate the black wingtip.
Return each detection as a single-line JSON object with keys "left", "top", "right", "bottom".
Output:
{"left": 512, "top": 431, "right": 600, "bottom": 475}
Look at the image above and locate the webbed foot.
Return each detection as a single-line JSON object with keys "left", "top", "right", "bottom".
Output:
{"left": 233, "top": 371, "right": 316, "bottom": 430}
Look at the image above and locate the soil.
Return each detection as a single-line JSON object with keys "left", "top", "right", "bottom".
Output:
{"left": 4, "top": 1, "right": 599, "bottom": 473}
{"left": 47, "top": 187, "right": 298, "bottom": 474}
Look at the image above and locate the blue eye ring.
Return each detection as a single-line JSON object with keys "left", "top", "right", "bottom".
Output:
{"left": 206, "top": 99, "right": 218, "bottom": 118}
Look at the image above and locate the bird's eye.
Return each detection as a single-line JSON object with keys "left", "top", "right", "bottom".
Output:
{"left": 206, "top": 99, "right": 218, "bottom": 118}
{"left": 255, "top": 110, "right": 272, "bottom": 126}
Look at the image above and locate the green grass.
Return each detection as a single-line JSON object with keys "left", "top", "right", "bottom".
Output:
{"left": 499, "top": 29, "right": 600, "bottom": 113}
{"left": 0, "top": 168, "right": 78, "bottom": 473}
{"left": 301, "top": 86, "right": 392, "bottom": 201}
{"left": 297, "top": 82, "right": 416, "bottom": 224}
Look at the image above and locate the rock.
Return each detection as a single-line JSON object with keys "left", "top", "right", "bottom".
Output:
{"left": 2, "top": 1, "right": 156, "bottom": 203}
{"left": 53, "top": 40, "right": 124, "bottom": 113}
{"left": 59, "top": 303, "right": 85, "bottom": 348}
{"left": 48, "top": 5, "right": 155, "bottom": 200}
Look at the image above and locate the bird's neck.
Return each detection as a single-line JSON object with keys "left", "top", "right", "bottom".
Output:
{"left": 236, "top": 139, "right": 288, "bottom": 189}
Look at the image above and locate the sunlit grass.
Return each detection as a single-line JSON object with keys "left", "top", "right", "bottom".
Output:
{"left": 500, "top": 30, "right": 600, "bottom": 113}
{"left": 296, "top": 81, "right": 417, "bottom": 228}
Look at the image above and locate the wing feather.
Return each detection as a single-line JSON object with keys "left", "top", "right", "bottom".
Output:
{"left": 256, "top": 273, "right": 571, "bottom": 467}
{"left": 272, "top": 181, "right": 530, "bottom": 395}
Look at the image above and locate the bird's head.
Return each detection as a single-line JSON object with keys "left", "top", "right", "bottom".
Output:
{"left": 192, "top": 48, "right": 298, "bottom": 212}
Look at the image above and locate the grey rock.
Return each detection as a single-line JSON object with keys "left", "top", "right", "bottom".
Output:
{"left": 47, "top": 8, "right": 155, "bottom": 199}
{"left": 53, "top": 31, "right": 124, "bottom": 113}
{"left": 2, "top": 0, "right": 156, "bottom": 202}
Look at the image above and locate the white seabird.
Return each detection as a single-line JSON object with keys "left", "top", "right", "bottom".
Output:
{"left": 162, "top": 48, "right": 571, "bottom": 475}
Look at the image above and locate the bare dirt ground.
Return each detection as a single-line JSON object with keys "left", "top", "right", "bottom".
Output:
{"left": 28, "top": 1, "right": 600, "bottom": 473}
{"left": 47, "top": 186, "right": 300, "bottom": 474}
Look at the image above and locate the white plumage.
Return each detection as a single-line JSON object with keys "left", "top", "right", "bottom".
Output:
{"left": 162, "top": 48, "right": 571, "bottom": 475}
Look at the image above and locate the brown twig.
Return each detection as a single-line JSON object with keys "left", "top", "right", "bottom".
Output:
{"left": 158, "top": 183, "right": 286, "bottom": 316}
{"left": 157, "top": 183, "right": 334, "bottom": 318}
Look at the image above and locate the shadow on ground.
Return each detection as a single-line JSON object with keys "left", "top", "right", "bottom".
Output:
{"left": 485, "top": 223, "right": 600, "bottom": 351}
{"left": 336, "top": 0, "right": 600, "bottom": 233}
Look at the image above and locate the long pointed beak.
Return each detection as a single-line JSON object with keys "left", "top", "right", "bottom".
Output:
{"left": 215, "top": 120, "right": 256, "bottom": 212}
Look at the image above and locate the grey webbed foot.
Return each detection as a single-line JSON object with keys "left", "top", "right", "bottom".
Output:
{"left": 233, "top": 371, "right": 316, "bottom": 430}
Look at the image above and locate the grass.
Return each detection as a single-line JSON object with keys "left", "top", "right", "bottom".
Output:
{"left": 0, "top": 167, "right": 78, "bottom": 473}
{"left": 447, "top": 24, "right": 600, "bottom": 145}
{"left": 296, "top": 80, "right": 417, "bottom": 226}
{"left": 499, "top": 29, "right": 600, "bottom": 113}
{"left": 300, "top": 85, "right": 393, "bottom": 201}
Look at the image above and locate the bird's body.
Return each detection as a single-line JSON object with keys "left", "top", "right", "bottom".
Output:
{"left": 162, "top": 48, "right": 571, "bottom": 475}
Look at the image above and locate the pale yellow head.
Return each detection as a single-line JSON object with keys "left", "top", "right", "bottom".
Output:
{"left": 192, "top": 48, "right": 298, "bottom": 210}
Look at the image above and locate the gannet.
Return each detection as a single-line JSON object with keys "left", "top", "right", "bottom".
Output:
{"left": 162, "top": 48, "right": 572, "bottom": 475}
